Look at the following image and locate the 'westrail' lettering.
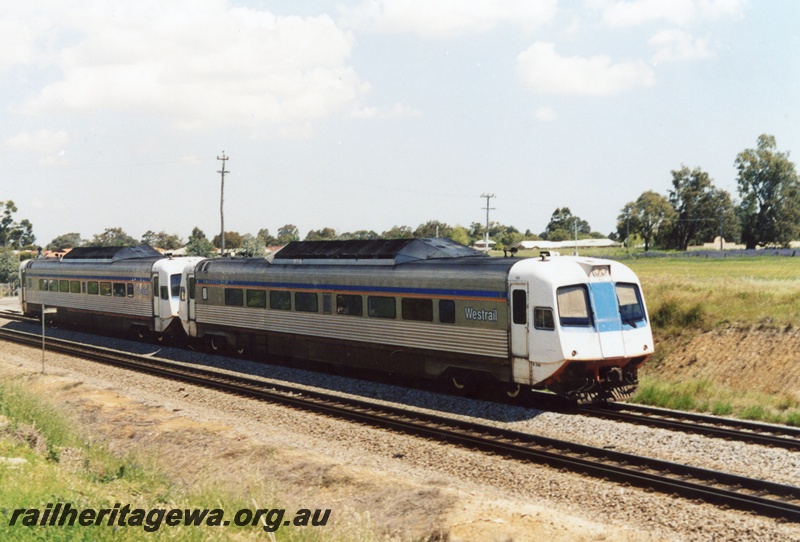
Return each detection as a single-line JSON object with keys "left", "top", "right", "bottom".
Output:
{"left": 464, "top": 307, "right": 497, "bottom": 322}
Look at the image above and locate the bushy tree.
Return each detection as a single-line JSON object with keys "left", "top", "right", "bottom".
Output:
{"left": 0, "top": 201, "right": 36, "bottom": 249}
{"left": 257, "top": 228, "right": 278, "bottom": 246}
{"left": 237, "top": 234, "right": 266, "bottom": 257}
{"left": 381, "top": 225, "right": 413, "bottom": 239}
{"left": 305, "top": 227, "right": 337, "bottom": 241}
{"left": 141, "top": 230, "right": 182, "bottom": 250}
{"left": 185, "top": 227, "right": 217, "bottom": 257}
{"left": 90, "top": 227, "right": 138, "bottom": 247}
{"left": 413, "top": 220, "right": 452, "bottom": 239}
{"left": 617, "top": 191, "right": 675, "bottom": 251}
{"left": 212, "top": 231, "right": 243, "bottom": 250}
{"left": 541, "top": 208, "right": 590, "bottom": 240}
{"left": 736, "top": 134, "right": 800, "bottom": 248}
{"left": 47, "top": 233, "right": 83, "bottom": 251}
{"left": 276, "top": 224, "right": 300, "bottom": 245}
{"left": 663, "top": 166, "right": 735, "bottom": 250}
{"left": 0, "top": 250, "right": 20, "bottom": 287}
{"left": 339, "top": 230, "right": 379, "bottom": 240}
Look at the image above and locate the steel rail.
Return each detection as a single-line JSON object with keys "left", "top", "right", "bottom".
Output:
{"left": 1, "top": 326, "right": 799, "bottom": 522}
{"left": 578, "top": 402, "right": 800, "bottom": 451}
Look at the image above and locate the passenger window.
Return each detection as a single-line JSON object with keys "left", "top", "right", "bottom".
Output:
{"left": 113, "top": 283, "right": 126, "bottom": 297}
{"left": 246, "top": 290, "right": 267, "bottom": 308}
{"left": 127, "top": 283, "right": 134, "bottom": 297}
{"left": 87, "top": 281, "right": 99, "bottom": 295}
{"left": 39, "top": 279, "right": 46, "bottom": 290}
{"left": 557, "top": 285, "right": 592, "bottom": 327}
{"left": 534, "top": 307, "right": 555, "bottom": 330}
{"left": 368, "top": 296, "right": 396, "bottom": 319}
{"left": 100, "top": 282, "right": 112, "bottom": 296}
{"left": 295, "top": 292, "right": 318, "bottom": 313}
{"left": 336, "top": 294, "right": 362, "bottom": 316}
{"left": 322, "top": 293, "right": 332, "bottom": 314}
{"left": 59, "top": 280, "right": 69, "bottom": 293}
{"left": 439, "top": 300, "right": 455, "bottom": 324}
{"left": 70, "top": 280, "right": 81, "bottom": 294}
{"left": 225, "top": 288, "right": 244, "bottom": 306}
{"left": 49, "top": 280, "right": 58, "bottom": 292}
{"left": 616, "top": 283, "right": 645, "bottom": 324}
{"left": 512, "top": 290, "right": 527, "bottom": 325}
{"left": 269, "top": 290, "right": 291, "bottom": 310}
{"left": 401, "top": 298, "right": 433, "bottom": 322}
{"left": 170, "top": 274, "right": 181, "bottom": 298}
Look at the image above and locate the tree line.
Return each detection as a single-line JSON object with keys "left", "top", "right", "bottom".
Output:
{"left": 616, "top": 135, "right": 799, "bottom": 250}
{"left": 2, "top": 133, "right": 798, "bottom": 269}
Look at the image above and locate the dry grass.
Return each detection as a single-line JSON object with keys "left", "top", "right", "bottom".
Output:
{"left": 627, "top": 256, "right": 800, "bottom": 330}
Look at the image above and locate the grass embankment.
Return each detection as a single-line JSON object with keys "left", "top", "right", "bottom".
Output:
{"left": 0, "top": 377, "right": 370, "bottom": 541}
{"left": 624, "top": 256, "right": 800, "bottom": 425}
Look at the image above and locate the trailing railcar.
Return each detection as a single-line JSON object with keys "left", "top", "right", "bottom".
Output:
{"left": 180, "top": 239, "right": 653, "bottom": 401}
{"left": 19, "top": 246, "right": 199, "bottom": 340}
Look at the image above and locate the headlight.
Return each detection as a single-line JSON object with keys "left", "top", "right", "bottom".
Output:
{"left": 591, "top": 265, "right": 610, "bottom": 277}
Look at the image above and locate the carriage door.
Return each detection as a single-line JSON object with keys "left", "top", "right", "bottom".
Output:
{"left": 187, "top": 273, "right": 196, "bottom": 321}
{"left": 509, "top": 284, "right": 529, "bottom": 358}
{"left": 152, "top": 273, "right": 160, "bottom": 317}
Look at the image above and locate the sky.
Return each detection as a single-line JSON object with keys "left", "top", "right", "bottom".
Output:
{"left": 2, "top": 0, "right": 798, "bottom": 246}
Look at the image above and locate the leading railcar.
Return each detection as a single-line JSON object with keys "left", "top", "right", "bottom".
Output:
{"left": 179, "top": 239, "right": 653, "bottom": 401}
{"left": 19, "top": 246, "right": 200, "bottom": 340}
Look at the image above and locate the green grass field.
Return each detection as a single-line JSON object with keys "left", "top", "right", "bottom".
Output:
{"left": 626, "top": 256, "right": 800, "bottom": 331}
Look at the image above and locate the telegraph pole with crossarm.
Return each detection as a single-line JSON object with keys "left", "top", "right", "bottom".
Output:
{"left": 217, "top": 152, "right": 229, "bottom": 257}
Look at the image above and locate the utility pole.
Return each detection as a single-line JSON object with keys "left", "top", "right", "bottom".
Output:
{"left": 217, "top": 151, "right": 229, "bottom": 257}
{"left": 480, "top": 193, "right": 495, "bottom": 253}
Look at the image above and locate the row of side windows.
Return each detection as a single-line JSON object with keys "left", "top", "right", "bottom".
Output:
{"left": 217, "top": 288, "right": 456, "bottom": 324}
{"left": 37, "top": 278, "right": 134, "bottom": 298}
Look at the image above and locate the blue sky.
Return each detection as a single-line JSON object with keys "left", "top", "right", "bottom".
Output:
{"left": 2, "top": 0, "right": 798, "bottom": 245}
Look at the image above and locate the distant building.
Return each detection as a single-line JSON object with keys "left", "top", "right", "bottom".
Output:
{"left": 472, "top": 239, "right": 496, "bottom": 251}
{"left": 514, "top": 238, "right": 621, "bottom": 250}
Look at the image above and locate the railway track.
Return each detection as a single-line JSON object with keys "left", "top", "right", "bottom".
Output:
{"left": 578, "top": 402, "right": 800, "bottom": 452}
{"left": 1, "top": 325, "right": 799, "bottom": 523}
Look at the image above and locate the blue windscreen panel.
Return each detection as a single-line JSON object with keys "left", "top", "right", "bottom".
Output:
{"left": 590, "top": 282, "right": 622, "bottom": 333}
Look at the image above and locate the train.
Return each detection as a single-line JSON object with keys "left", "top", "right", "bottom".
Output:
{"left": 19, "top": 239, "right": 653, "bottom": 402}
{"left": 19, "top": 245, "right": 200, "bottom": 340}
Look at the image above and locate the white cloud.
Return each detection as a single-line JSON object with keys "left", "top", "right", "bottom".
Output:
{"left": 7, "top": 129, "right": 70, "bottom": 154}
{"left": 349, "top": 102, "right": 420, "bottom": 119}
{"left": 649, "top": 29, "right": 712, "bottom": 62}
{"left": 588, "top": 0, "right": 747, "bottom": 27}
{"left": 17, "top": 1, "right": 367, "bottom": 131}
{"left": 516, "top": 42, "right": 655, "bottom": 95}
{"left": 339, "top": 0, "right": 557, "bottom": 38}
{"left": 534, "top": 107, "right": 558, "bottom": 121}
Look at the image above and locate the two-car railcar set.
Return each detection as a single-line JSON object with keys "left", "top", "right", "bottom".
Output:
{"left": 19, "top": 239, "right": 653, "bottom": 402}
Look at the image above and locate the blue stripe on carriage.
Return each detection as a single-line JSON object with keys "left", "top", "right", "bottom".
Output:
{"left": 196, "top": 279, "right": 508, "bottom": 300}
{"left": 25, "top": 274, "right": 150, "bottom": 282}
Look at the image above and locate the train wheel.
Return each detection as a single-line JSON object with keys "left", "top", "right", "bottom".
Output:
{"left": 209, "top": 336, "right": 226, "bottom": 352}
{"left": 505, "top": 384, "right": 522, "bottom": 399}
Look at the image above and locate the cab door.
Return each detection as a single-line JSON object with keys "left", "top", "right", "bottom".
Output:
{"left": 509, "top": 284, "right": 529, "bottom": 358}
{"left": 152, "top": 273, "right": 160, "bottom": 318}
